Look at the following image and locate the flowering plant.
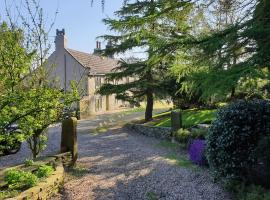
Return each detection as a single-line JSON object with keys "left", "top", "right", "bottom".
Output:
{"left": 188, "top": 139, "right": 207, "bottom": 166}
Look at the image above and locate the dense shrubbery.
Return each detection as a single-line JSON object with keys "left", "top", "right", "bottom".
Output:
{"left": 4, "top": 164, "right": 55, "bottom": 191}
{"left": 206, "top": 99, "right": 270, "bottom": 182}
{"left": 4, "top": 169, "right": 38, "bottom": 190}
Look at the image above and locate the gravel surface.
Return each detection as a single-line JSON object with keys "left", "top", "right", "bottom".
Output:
{"left": 0, "top": 109, "right": 231, "bottom": 199}
{"left": 51, "top": 127, "right": 231, "bottom": 200}
{"left": 0, "top": 109, "right": 164, "bottom": 169}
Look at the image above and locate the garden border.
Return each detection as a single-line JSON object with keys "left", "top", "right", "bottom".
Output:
{"left": 2, "top": 152, "right": 71, "bottom": 200}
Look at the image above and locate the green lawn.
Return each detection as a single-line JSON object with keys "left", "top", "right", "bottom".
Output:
{"left": 152, "top": 109, "right": 216, "bottom": 128}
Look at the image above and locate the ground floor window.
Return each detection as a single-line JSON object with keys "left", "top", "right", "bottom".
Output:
{"left": 95, "top": 96, "right": 102, "bottom": 112}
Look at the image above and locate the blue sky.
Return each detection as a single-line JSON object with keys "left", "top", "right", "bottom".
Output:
{"left": 0, "top": 0, "right": 124, "bottom": 54}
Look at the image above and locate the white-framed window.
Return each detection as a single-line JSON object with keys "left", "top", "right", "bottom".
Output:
{"left": 95, "top": 76, "right": 102, "bottom": 89}
{"left": 95, "top": 96, "right": 103, "bottom": 112}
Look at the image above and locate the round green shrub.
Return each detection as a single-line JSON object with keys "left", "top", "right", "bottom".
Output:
{"left": 175, "top": 128, "right": 191, "bottom": 144}
{"left": 206, "top": 99, "right": 270, "bottom": 182}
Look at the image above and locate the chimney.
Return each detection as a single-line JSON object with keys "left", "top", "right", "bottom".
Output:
{"left": 93, "top": 41, "right": 102, "bottom": 55}
{"left": 55, "top": 29, "right": 67, "bottom": 51}
{"left": 105, "top": 40, "right": 114, "bottom": 58}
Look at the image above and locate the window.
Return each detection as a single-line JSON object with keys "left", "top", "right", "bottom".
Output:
{"left": 95, "top": 77, "right": 102, "bottom": 89}
{"left": 95, "top": 96, "right": 103, "bottom": 112}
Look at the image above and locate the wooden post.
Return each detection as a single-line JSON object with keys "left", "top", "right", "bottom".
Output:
{"left": 61, "top": 117, "right": 78, "bottom": 166}
{"left": 171, "top": 110, "right": 182, "bottom": 142}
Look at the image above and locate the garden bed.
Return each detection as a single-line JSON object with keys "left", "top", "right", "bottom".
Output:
{"left": 0, "top": 153, "right": 71, "bottom": 200}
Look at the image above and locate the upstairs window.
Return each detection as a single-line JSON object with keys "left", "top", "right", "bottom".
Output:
{"left": 95, "top": 77, "right": 102, "bottom": 89}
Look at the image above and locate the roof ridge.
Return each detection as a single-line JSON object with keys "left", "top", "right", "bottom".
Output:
{"left": 67, "top": 48, "right": 117, "bottom": 62}
{"left": 65, "top": 48, "right": 119, "bottom": 74}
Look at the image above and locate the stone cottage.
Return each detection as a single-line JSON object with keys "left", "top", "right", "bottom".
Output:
{"left": 47, "top": 29, "right": 129, "bottom": 118}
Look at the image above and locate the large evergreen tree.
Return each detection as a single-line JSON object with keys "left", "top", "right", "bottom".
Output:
{"left": 169, "top": 0, "right": 270, "bottom": 102}
{"left": 98, "top": 0, "right": 193, "bottom": 121}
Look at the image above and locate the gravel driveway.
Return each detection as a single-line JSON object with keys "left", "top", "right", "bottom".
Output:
{"left": 0, "top": 109, "right": 231, "bottom": 199}
{"left": 52, "top": 127, "right": 231, "bottom": 200}
{"left": 0, "top": 109, "right": 164, "bottom": 169}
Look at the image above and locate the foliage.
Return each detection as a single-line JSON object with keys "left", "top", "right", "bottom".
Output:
{"left": 206, "top": 99, "right": 270, "bottom": 182}
{"left": 229, "top": 183, "right": 270, "bottom": 200}
{"left": 4, "top": 169, "right": 38, "bottom": 190}
{"left": 98, "top": 0, "right": 193, "bottom": 121}
{"left": 248, "top": 136, "right": 270, "bottom": 187}
{"left": 35, "top": 164, "right": 54, "bottom": 178}
{"left": 170, "top": 0, "right": 270, "bottom": 101}
{"left": 24, "top": 159, "right": 34, "bottom": 167}
{"left": 175, "top": 128, "right": 190, "bottom": 144}
{"left": 0, "top": 22, "right": 35, "bottom": 155}
{"left": 190, "top": 128, "right": 208, "bottom": 140}
{"left": 188, "top": 139, "right": 207, "bottom": 166}
{"left": 0, "top": 190, "right": 19, "bottom": 200}
{"left": 0, "top": 2, "right": 79, "bottom": 158}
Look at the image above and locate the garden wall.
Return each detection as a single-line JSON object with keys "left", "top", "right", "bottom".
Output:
{"left": 6, "top": 165, "right": 64, "bottom": 200}
{"left": 3, "top": 153, "right": 72, "bottom": 200}
{"left": 125, "top": 123, "right": 171, "bottom": 140}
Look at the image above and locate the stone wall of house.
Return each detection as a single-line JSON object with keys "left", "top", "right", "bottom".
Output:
{"left": 125, "top": 123, "right": 171, "bottom": 140}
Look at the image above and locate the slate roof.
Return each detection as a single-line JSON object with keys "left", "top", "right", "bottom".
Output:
{"left": 66, "top": 48, "right": 119, "bottom": 74}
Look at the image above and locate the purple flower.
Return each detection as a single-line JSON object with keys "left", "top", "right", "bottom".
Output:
{"left": 188, "top": 139, "right": 207, "bottom": 166}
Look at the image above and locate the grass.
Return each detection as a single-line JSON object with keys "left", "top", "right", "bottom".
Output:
{"left": 152, "top": 109, "right": 217, "bottom": 128}
{"left": 146, "top": 191, "right": 159, "bottom": 200}
{"left": 156, "top": 141, "right": 179, "bottom": 150}
{"left": 165, "top": 153, "right": 194, "bottom": 168}
{"left": 155, "top": 141, "right": 194, "bottom": 169}
{"left": 65, "top": 164, "right": 90, "bottom": 180}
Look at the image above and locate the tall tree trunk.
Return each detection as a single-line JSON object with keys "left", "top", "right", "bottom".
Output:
{"left": 145, "top": 89, "right": 154, "bottom": 122}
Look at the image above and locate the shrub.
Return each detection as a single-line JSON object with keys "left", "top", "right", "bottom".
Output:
{"left": 206, "top": 99, "right": 270, "bottom": 182}
{"left": 4, "top": 169, "right": 38, "bottom": 190}
{"left": 24, "top": 159, "right": 34, "bottom": 167}
{"left": 188, "top": 139, "right": 207, "bottom": 166}
{"left": 190, "top": 128, "right": 207, "bottom": 140}
{"left": 175, "top": 128, "right": 190, "bottom": 144}
{"left": 248, "top": 136, "right": 270, "bottom": 187}
{"left": 35, "top": 164, "right": 54, "bottom": 178}
{"left": 236, "top": 184, "right": 270, "bottom": 200}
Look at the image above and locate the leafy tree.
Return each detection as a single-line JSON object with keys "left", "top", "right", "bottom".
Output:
{"left": 98, "top": 0, "right": 193, "bottom": 121}
{"left": 0, "top": 22, "right": 35, "bottom": 155}
{"left": 0, "top": 0, "right": 79, "bottom": 158}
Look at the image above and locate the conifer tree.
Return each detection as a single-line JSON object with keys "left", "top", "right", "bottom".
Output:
{"left": 98, "top": 0, "right": 193, "bottom": 121}
{"left": 170, "top": 0, "right": 270, "bottom": 101}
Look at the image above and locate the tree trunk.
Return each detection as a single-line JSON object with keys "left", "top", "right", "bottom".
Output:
{"left": 145, "top": 90, "right": 154, "bottom": 122}
{"left": 32, "top": 134, "right": 38, "bottom": 159}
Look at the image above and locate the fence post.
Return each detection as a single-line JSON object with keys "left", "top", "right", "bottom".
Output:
{"left": 171, "top": 110, "right": 182, "bottom": 142}
{"left": 61, "top": 117, "right": 78, "bottom": 166}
